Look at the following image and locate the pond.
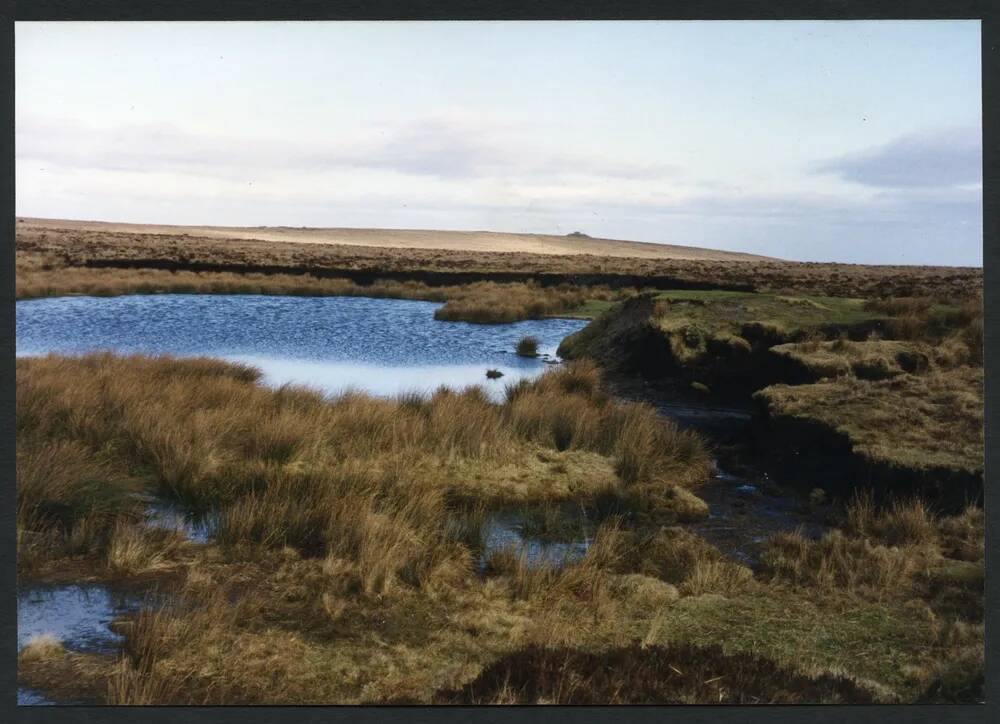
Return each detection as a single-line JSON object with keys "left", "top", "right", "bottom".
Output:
{"left": 15, "top": 294, "right": 588, "bottom": 399}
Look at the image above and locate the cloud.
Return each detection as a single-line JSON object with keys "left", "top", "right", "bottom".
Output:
{"left": 810, "top": 126, "right": 981, "bottom": 188}
{"left": 16, "top": 114, "right": 674, "bottom": 184}
{"left": 15, "top": 116, "right": 981, "bottom": 266}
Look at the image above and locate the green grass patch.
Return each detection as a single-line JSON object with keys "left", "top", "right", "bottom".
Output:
{"left": 651, "top": 290, "right": 882, "bottom": 338}
{"left": 648, "top": 591, "right": 946, "bottom": 701}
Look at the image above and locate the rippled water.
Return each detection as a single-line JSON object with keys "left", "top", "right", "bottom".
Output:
{"left": 16, "top": 294, "right": 587, "bottom": 399}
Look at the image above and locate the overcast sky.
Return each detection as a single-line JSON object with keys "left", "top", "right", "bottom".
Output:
{"left": 16, "top": 21, "right": 982, "bottom": 265}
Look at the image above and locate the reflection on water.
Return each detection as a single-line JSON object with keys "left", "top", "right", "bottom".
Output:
{"left": 18, "top": 688, "right": 56, "bottom": 706}
{"left": 17, "top": 584, "right": 142, "bottom": 654}
{"left": 224, "top": 356, "right": 551, "bottom": 401}
{"left": 16, "top": 294, "right": 587, "bottom": 398}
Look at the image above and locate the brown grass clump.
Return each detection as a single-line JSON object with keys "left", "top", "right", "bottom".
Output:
{"left": 19, "top": 634, "right": 65, "bottom": 662}
{"left": 16, "top": 438, "right": 140, "bottom": 570}
{"left": 433, "top": 642, "right": 874, "bottom": 704}
{"left": 758, "top": 528, "right": 926, "bottom": 596}
{"left": 937, "top": 505, "right": 984, "bottom": 562}
{"left": 678, "top": 560, "right": 755, "bottom": 597}
{"left": 105, "top": 523, "right": 184, "bottom": 576}
{"left": 844, "top": 492, "right": 939, "bottom": 547}
{"left": 434, "top": 282, "right": 595, "bottom": 323}
{"left": 515, "top": 335, "right": 540, "bottom": 357}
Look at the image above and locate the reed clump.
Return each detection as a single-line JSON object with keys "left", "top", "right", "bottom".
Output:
{"left": 515, "top": 335, "right": 540, "bottom": 357}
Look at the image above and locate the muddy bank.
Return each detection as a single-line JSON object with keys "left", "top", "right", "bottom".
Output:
{"left": 751, "top": 399, "right": 983, "bottom": 511}
{"left": 560, "top": 295, "right": 886, "bottom": 399}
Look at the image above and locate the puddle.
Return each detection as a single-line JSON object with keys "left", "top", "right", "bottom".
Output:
{"left": 17, "top": 584, "right": 143, "bottom": 654}
{"left": 17, "top": 582, "right": 176, "bottom": 705}
{"left": 18, "top": 688, "right": 56, "bottom": 706}
{"left": 691, "top": 461, "right": 825, "bottom": 566}
{"left": 479, "top": 506, "right": 594, "bottom": 569}
{"left": 145, "top": 499, "right": 218, "bottom": 543}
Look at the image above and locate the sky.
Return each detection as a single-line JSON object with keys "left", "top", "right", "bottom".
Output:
{"left": 15, "top": 21, "right": 982, "bottom": 265}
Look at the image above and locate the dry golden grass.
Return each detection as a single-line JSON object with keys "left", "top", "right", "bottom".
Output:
{"left": 15, "top": 263, "right": 619, "bottom": 324}
{"left": 20, "top": 217, "right": 770, "bottom": 260}
{"left": 17, "top": 354, "right": 711, "bottom": 578}
{"left": 19, "top": 634, "right": 65, "bottom": 662}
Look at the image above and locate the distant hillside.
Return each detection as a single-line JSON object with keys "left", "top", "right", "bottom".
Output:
{"left": 19, "top": 218, "right": 775, "bottom": 262}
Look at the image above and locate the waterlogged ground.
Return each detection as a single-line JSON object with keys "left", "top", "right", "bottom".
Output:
{"left": 15, "top": 294, "right": 587, "bottom": 399}
{"left": 608, "top": 375, "right": 829, "bottom": 565}
{"left": 16, "top": 293, "right": 831, "bottom": 704}
{"left": 16, "top": 584, "right": 146, "bottom": 705}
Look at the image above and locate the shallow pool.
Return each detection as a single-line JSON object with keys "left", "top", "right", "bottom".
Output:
{"left": 16, "top": 294, "right": 588, "bottom": 399}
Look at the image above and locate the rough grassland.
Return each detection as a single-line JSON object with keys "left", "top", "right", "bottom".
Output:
{"left": 16, "top": 354, "right": 710, "bottom": 574}
{"left": 17, "top": 354, "right": 983, "bottom": 704}
{"left": 16, "top": 219, "right": 981, "bottom": 300}
{"left": 19, "top": 217, "right": 775, "bottom": 260}
{"left": 15, "top": 265, "right": 622, "bottom": 324}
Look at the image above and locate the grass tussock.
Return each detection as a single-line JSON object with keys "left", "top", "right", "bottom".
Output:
{"left": 758, "top": 528, "right": 925, "bottom": 596}
{"left": 761, "top": 493, "right": 982, "bottom": 606}
{"left": 19, "top": 634, "right": 65, "bottom": 663}
{"left": 434, "top": 282, "right": 609, "bottom": 324}
{"left": 16, "top": 438, "right": 141, "bottom": 571}
{"left": 105, "top": 523, "right": 184, "bottom": 577}
{"left": 515, "top": 335, "right": 540, "bottom": 357}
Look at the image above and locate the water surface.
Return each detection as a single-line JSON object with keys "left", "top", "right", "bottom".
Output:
{"left": 16, "top": 294, "right": 587, "bottom": 398}
{"left": 17, "top": 584, "right": 142, "bottom": 654}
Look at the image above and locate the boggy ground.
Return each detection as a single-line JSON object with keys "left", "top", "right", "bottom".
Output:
{"left": 17, "top": 354, "right": 984, "bottom": 704}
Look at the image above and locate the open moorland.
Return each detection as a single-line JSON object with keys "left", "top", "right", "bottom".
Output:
{"left": 17, "top": 217, "right": 981, "bottom": 302}
{"left": 15, "top": 219, "right": 985, "bottom": 704}
{"left": 18, "top": 217, "right": 775, "bottom": 260}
